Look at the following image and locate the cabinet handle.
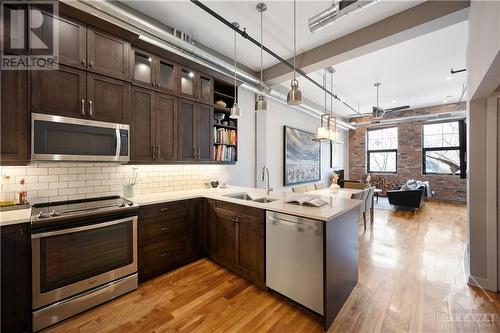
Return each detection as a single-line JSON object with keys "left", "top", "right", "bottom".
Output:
{"left": 17, "top": 229, "right": 24, "bottom": 235}
{"left": 160, "top": 207, "right": 170, "bottom": 212}
{"left": 152, "top": 145, "right": 155, "bottom": 159}
{"left": 88, "top": 100, "right": 93, "bottom": 116}
{"left": 157, "top": 82, "right": 160, "bottom": 87}
{"left": 81, "top": 99, "right": 85, "bottom": 116}
{"left": 197, "top": 148, "right": 201, "bottom": 159}
{"left": 81, "top": 59, "right": 85, "bottom": 66}
{"left": 160, "top": 226, "right": 169, "bottom": 232}
{"left": 159, "top": 251, "right": 170, "bottom": 257}
{"left": 89, "top": 60, "right": 94, "bottom": 67}
{"left": 156, "top": 145, "right": 160, "bottom": 159}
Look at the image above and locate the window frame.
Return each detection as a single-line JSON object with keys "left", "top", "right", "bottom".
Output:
{"left": 366, "top": 126, "right": 398, "bottom": 174}
{"left": 422, "top": 120, "right": 466, "bottom": 177}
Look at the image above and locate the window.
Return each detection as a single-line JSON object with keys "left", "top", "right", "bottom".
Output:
{"left": 367, "top": 127, "right": 398, "bottom": 173}
{"left": 422, "top": 120, "right": 466, "bottom": 177}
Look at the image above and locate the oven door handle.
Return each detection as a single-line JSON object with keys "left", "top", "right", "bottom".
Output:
{"left": 31, "top": 216, "right": 138, "bottom": 239}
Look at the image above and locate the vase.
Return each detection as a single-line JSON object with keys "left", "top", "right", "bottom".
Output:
{"left": 330, "top": 183, "right": 340, "bottom": 194}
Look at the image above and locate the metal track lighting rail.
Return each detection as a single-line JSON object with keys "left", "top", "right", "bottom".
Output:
{"left": 190, "top": 0, "right": 361, "bottom": 115}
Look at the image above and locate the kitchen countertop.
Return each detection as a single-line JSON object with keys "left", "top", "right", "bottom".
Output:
{"left": 0, "top": 186, "right": 362, "bottom": 226}
{"left": 131, "top": 186, "right": 361, "bottom": 222}
{"left": 0, "top": 208, "right": 32, "bottom": 227}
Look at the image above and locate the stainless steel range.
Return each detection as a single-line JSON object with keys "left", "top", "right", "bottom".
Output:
{"left": 31, "top": 196, "right": 139, "bottom": 332}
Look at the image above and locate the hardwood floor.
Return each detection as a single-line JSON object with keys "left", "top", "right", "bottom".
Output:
{"left": 44, "top": 202, "right": 500, "bottom": 333}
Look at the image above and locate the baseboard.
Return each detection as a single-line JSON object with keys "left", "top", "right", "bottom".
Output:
{"left": 467, "top": 275, "right": 494, "bottom": 291}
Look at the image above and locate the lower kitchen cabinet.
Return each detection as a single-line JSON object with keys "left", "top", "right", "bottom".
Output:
{"left": 138, "top": 200, "right": 200, "bottom": 282}
{"left": 1, "top": 223, "right": 30, "bottom": 333}
{"left": 207, "top": 200, "right": 265, "bottom": 287}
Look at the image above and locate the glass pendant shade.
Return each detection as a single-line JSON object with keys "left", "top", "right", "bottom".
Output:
{"left": 313, "top": 114, "right": 331, "bottom": 141}
{"left": 287, "top": 79, "right": 302, "bottom": 105}
{"left": 255, "top": 94, "right": 267, "bottom": 111}
{"left": 230, "top": 102, "right": 240, "bottom": 118}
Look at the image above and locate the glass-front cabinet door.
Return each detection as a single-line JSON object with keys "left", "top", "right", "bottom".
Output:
{"left": 157, "top": 58, "right": 176, "bottom": 93}
{"left": 179, "top": 67, "right": 196, "bottom": 99}
{"left": 198, "top": 73, "right": 213, "bottom": 104}
{"left": 132, "top": 49, "right": 154, "bottom": 88}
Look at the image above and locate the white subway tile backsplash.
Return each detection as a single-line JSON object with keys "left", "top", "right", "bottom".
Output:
{"left": 2, "top": 163, "right": 229, "bottom": 204}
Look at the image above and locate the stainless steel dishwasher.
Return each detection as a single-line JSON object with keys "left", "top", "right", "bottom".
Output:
{"left": 266, "top": 211, "right": 323, "bottom": 315}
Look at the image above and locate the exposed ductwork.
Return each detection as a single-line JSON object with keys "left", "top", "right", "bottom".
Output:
{"left": 309, "top": 0, "right": 379, "bottom": 33}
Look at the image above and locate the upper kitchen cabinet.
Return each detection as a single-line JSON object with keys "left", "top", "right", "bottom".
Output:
{"left": 34, "top": 9, "right": 86, "bottom": 69}
{"left": 177, "top": 99, "right": 213, "bottom": 161}
{"left": 86, "top": 74, "right": 129, "bottom": 124}
{"left": 87, "top": 27, "right": 130, "bottom": 80}
{"left": 31, "top": 65, "right": 86, "bottom": 119}
{"left": 1, "top": 69, "right": 29, "bottom": 165}
{"left": 31, "top": 67, "right": 129, "bottom": 124}
{"left": 131, "top": 49, "right": 176, "bottom": 94}
{"left": 178, "top": 66, "right": 213, "bottom": 105}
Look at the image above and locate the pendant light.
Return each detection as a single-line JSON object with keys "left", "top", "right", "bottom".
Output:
{"left": 230, "top": 22, "right": 240, "bottom": 119}
{"left": 328, "top": 67, "right": 343, "bottom": 144}
{"left": 255, "top": 2, "right": 267, "bottom": 111}
{"left": 313, "top": 69, "right": 331, "bottom": 141}
{"left": 287, "top": 0, "right": 302, "bottom": 105}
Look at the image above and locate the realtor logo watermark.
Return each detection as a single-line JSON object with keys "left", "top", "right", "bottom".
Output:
{"left": 1, "top": 1, "right": 59, "bottom": 70}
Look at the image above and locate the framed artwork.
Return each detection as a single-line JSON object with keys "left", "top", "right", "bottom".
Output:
{"left": 283, "top": 126, "right": 321, "bottom": 186}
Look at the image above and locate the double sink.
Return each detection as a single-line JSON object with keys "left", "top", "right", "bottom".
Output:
{"left": 223, "top": 192, "right": 278, "bottom": 204}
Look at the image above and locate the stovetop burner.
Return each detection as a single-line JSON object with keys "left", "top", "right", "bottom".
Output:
{"left": 31, "top": 196, "right": 136, "bottom": 222}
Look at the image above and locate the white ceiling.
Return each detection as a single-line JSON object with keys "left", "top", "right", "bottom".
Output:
{"left": 122, "top": 0, "right": 422, "bottom": 71}
{"left": 285, "top": 20, "right": 468, "bottom": 118}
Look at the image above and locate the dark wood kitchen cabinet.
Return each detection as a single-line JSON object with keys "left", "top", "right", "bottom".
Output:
{"left": 1, "top": 69, "right": 29, "bottom": 165}
{"left": 87, "top": 27, "right": 130, "bottom": 80}
{"left": 178, "top": 66, "right": 213, "bottom": 105}
{"left": 130, "top": 87, "right": 176, "bottom": 163}
{"left": 177, "top": 99, "right": 213, "bottom": 161}
{"left": 207, "top": 200, "right": 265, "bottom": 287}
{"left": 31, "top": 67, "right": 129, "bottom": 123}
{"left": 138, "top": 200, "right": 200, "bottom": 282}
{"left": 35, "top": 8, "right": 86, "bottom": 68}
{"left": 1, "top": 223, "right": 30, "bottom": 333}
{"left": 86, "top": 73, "right": 129, "bottom": 123}
{"left": 31, "top": 65, "right": 87, "bottom": 118}
{"left": 131, "top": 49, "right": 177, "bottom": 94}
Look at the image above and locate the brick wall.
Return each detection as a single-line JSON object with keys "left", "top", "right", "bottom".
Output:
{"left": 348, "top": 103, "right": 467, "bottom": 203}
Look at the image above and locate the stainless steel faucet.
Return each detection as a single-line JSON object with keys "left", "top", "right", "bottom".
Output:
{"left": 261, "top": 166, "right": 273, "bottom": 196}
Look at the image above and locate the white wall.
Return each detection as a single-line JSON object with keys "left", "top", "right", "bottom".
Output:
{"left": 466, "top": 0, "right": 500, "bottom": 290}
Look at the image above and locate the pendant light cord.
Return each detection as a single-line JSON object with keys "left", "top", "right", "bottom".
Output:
{"left": 234, "top": 29, "right": 237, "bottom": 103}
{"left": 260, "top": 9, "right": 264, "bottom": 95}
{"left": 293, "top": 0, "right": 296, "bottom": 81}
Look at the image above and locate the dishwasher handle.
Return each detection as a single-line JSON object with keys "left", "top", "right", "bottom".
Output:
{"left": 267, "top": 215, "right": 321, "bottom": 234}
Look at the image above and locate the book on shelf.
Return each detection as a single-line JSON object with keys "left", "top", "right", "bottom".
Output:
{"left": 213, "top": 144, "right": 236, "bottom": 162}
{"left": 214, "top": 128, "right": 237, "bottom": 145}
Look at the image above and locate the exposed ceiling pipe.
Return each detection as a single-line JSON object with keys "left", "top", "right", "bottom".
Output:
{"left": 78, "top": 0, "right": 356, "bottom": 130}
{"left": 309, "top": 0, "right": 379, "bottom": 33}
{"left": 189, "top": 0, "right": 361, "bottom": 115}
{"left": 352, "top": 110, "right": 467, "bottom": 128}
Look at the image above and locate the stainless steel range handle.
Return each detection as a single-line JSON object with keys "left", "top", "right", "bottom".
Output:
{"left": 31, "top": 216, "right": 138, "bottom": 239}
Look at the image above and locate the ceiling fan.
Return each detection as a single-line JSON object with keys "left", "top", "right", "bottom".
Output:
{"left": 354, "top": 83, "right": 410, "bottom": 119}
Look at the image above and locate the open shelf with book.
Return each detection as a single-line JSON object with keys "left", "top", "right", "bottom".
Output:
{"left": 213, "top": 79, "right": 238, "bottom": 163}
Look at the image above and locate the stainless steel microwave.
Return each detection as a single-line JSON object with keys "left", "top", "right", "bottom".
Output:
{"left": 32, "top": 113, "right": 129, "bottom": 162}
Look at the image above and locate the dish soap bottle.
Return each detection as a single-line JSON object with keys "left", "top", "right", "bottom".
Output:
{"left": 17, "top": 178, "right": 27, "bottom": 205}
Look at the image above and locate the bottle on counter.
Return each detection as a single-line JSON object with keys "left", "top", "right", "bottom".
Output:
{"left": 0, "top": 175, "right": 16, "bottom": 206}
{"left": 17, "top": 178, "right": 27, "bottom": 205}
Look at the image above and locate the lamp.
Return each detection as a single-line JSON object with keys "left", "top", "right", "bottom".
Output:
{"left": 287, "top": 0, "right": 302, "bottom": 105}
{"left": 230, "top": 22, "right": 240, "bottom": 119}
{"left": 255, "top": 2, "right": 268, "bottom": 111}
{"left": 313, "top": 69, "right": 331, "bottom": 141}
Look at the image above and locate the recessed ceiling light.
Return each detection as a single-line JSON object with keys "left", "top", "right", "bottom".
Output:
{"left": 392, "top": 99, "right": 397, "bottom": 103}
{"left": 446, "top": 76, "right": 452, "bottom": 80}
{"left": 442, "top": 100, "right": 448, "bottom": 104}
